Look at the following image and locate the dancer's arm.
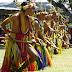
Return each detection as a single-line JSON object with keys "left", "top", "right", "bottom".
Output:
{"left": 34, "top": 21, "right": 51, "bottom": 47}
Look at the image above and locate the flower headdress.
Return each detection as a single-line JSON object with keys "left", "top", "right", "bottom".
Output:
{"left": 45, "top": 14, "right": 52, "bottom": 17}
{"left": 21, "top": 1, "right": 36, "bottom": 10}
{"left": 36, "top": 12, "right": 48, "bottom": 16}
{"left": 50, "top": 11, "right": 57, "bottom": 15}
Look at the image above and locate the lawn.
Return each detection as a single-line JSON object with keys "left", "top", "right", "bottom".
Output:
{"left": 0, "top": 45, "right": 72, "bottom": 72}
{"left": 43, "top": 48, "right": 72, "bottom": 72}
{"left": 0, "top": 44, "right": 5, "bottom": 69}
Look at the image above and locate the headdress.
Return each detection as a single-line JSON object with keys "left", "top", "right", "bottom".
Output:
{"left": 36, "top": 12, "right": 48, "bottom": 16}
{"left": 45, "top": 14, "right": 52, "bottom": 17}
{"left": 21, "top": 2, "right": 36, "bottom": 10}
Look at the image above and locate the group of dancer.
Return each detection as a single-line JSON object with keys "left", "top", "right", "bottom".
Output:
{"left": 0, "top": 1, "right": 70, "bottom": 72}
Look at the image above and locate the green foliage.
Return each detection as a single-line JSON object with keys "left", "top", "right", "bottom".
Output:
{"left": 70, "top": 0, "right": 72, "bottom": 2}
{"left": 70, "top": 2, "right": 72, "bottom": 9}
{"left": 6, "top": 23, "right": 11, "bottom": 31}
{"left": 56, "top": 9, "right": 62, "bottom": 14}
{"left": 27, "top": 0, "right": 30, "bottom": 1}
{"left": 59, "top": 0, "right": 62, "bottom": 4}
{"left": 58, "top": 0, "right": 72, "bottom": 9}
{"left": 63, "top": 0, "right": 68, "bottom": 2}
{"left": 68, "top": 23, "right": 72, "bottom": 27}
{"left": 58, "top": 0, "right": 68, "bottom": 3}
{"left": 0, "top": 19, "right": 11, "bottom": 31}
{"left": 60, "top": 0, "right": 68, "bottom": 2}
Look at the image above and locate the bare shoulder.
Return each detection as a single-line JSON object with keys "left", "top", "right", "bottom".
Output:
{"left": 34, "top": 20, "right": 39, "bottom": 25}
{"left": 14, "top": 12, "right": 20, "bottom": 16}
{"left": 10, "top": 12, "right": 19, "bottom": 21}
{"left": 34, "top": 20, "right": 40, "bottom": 30}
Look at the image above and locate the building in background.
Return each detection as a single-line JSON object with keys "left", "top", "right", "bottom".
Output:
{"left": 0, "top": 1, "right": 55, "bottom": 22}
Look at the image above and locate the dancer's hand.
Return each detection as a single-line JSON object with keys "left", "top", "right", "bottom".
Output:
{"left": 54, "top": 30, "right": 57, "bottom": 34}
{"left": 36, "top": 38, "right": 43, "bottom": 47}
{"left": 39, "top": 42, "right": 43, "bottom": 47}
{"left": 46, "top": 40, "right": 51, "bottom": 47}
{"left": 31, "top": 39, "right": 36, "bottom": 45}
{"left": 57, "top": 34, "right": 60, "bottom": 38}
{"left": 37, "top": 41, "right": 43, "bottom": 47}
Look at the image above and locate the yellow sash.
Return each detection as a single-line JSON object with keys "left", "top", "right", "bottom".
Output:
{"left": 20, "top": 12, "right": 29, "bottom": 34}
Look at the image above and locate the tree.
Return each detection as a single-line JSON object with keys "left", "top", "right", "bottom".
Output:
{"left": 47, "top": 0, "right": 72, "bottom": 23}
{"left": 69, "top": 0, "right": 72, "bottom": 10}
{"left": 27, "top": 0, "right": 30, "bottom": 1}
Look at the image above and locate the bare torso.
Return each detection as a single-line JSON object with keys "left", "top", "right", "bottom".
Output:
{"left": 11, "top": 18, "right": 20, "bottom": 33}
{"left": 11, "top": 12, "right": 28, "bottom": 33}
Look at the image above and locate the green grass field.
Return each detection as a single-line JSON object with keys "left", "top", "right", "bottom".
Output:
{"left": 0, "top": 44, "right": 5, "bottom": 69}
{"left": 44, "top": 48, "right": 72, "bottom": 72}
{"left": 0, "top": 44, "right": 72, "bottom": 72}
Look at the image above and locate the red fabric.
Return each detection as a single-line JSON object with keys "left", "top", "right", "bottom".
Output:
{"left": 28, "top": 61, "right": 36, "bottom": 71}
{"left": 5, "top": 29, "right": 9, "bottom": 33}
{"left": 46, "top": 52, "right": 52, "bottom": 66}
{"left": 16, "top": 33, "right": 36, "bottom": 71}
{"left": 1, "top": 51, "right": 11, "bottom": 72}
{"left": 1, "top": 33, "right": 27, "bottom": 72}
{"left": 16, "top": 33, "right": 27, "bottom": 63}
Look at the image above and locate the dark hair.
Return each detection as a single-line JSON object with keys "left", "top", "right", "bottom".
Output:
{"left": 21, "top": 1, "right": 30, "bottom": 12}
{"left": 35, "top": 9, "right": 43, "bottom": 14}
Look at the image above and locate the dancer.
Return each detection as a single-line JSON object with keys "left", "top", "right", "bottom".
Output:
{"left": 34, "top": 10, "right": 53, "bottom": 66}
{"left": 1, "top": 1, "right": 38, "bottom": 72}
